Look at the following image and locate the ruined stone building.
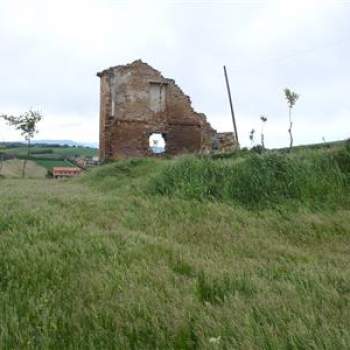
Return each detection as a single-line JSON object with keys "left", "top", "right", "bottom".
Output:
{"left": 97, "top": 60, "right": 237, "bottom": 160}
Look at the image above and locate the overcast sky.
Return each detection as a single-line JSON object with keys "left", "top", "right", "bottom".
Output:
{"left": 0, "top": 0, "right": 349, "bottom": 148}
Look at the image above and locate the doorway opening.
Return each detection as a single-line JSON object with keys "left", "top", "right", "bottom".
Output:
{"left": 149, "top": 133, "right": 166, "bottom": 154}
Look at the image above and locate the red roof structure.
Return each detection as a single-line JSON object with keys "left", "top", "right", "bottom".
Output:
{"left": 52, "top": 167, "right": 82, "bottom": 178}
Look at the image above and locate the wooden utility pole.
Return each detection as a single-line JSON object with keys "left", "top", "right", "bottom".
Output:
{"left": 223, "top": 65, "right": 239, "bottom": 145}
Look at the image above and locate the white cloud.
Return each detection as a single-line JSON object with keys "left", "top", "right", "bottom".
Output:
{"left": 0, "top": 0, "right": 349, "bottom": 147}
{"left": 236, "top": 0, "right": 340, "bottom": 50}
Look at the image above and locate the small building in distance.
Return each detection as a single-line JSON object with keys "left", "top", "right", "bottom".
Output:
{"left": 52, "top": 167, "right": 82, "bottom": 178}
{"left": 97, "top": 60, "right": 238, "bottom": 160}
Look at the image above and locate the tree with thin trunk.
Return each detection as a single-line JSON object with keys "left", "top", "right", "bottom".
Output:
{"left": 249, "top": 129, "right": 255, "bottom": 147}
{"left": 260, "top": 115, "right": 267, "bottom": 150}
{"left": 0, "top": 110, "right": 43, "bottom": 177}
{"left": 284, "top": 88, "right": 299, "bottom": 150}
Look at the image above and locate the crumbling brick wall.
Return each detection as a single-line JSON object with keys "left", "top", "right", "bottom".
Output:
{"left": 214, "top": 132, "right": 239, "bottom": 153}
{"left": 97, "top": 60, "right": 234, "bottom": 160}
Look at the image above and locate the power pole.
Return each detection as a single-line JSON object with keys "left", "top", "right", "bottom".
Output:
{"left": 223, "top": 65, "right": 239, "bottom": 146}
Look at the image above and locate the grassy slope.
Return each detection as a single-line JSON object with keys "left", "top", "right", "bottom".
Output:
{"left": 0, "top": 157, "right": 349, "bottom": 349}
{"left": 0, "top": 159, "right": 47, "bottom": 178}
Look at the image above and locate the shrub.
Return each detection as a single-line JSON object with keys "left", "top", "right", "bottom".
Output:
{"left": 251, "top": 144, "right": 264, "bottom": 154}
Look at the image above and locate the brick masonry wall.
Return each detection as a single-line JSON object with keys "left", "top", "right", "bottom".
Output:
{"left": 97, "top": 60, "right": 235, "bottom": 160}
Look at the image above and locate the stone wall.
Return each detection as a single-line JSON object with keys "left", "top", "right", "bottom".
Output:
{"left": 97, "top": 60, "right": 235, "bottom": 160}
{"left": 214, "top": 132, "right": 238, "bottom": 153}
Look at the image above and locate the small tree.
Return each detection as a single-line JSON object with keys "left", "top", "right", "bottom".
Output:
{"left": 0, "top": 110, "right": 43, "bottom": 177}
{"left": 260, "top": 115, "right": 267, "bottom": 150}
{"left": 249, "top": 128, "right": 255, "bottom": 147}
{"left": 284, "top": 88, "right": 299, "bottom": 150}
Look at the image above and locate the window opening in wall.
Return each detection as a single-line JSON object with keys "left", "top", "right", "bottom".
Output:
{"left": 149, "top": 82, "right": 166, "bottom": 113}
{"left": 111, "top": 100, "right": 115, "bottom": 117}
{"left": 149, "top": 133, "right": 166, "bottom": 154}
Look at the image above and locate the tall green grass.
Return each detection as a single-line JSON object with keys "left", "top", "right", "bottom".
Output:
{"left": 150, "top": 149, "right": 350, "bottom": 209}
{"left": 0, "top": 144, "right": 350, "bottom": 348}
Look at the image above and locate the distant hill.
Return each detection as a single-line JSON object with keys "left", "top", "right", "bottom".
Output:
{"left": 1, "top": 140, "right": 98, "bottom": 148}
{"left": 33, "top": 140, "right": 98, "bottom": 148}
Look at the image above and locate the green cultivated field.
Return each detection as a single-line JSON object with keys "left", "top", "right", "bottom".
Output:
{"left": 0, "top": 143, "right": 97, "bottom": 175}
{"left": 34, "top": 159, "right": 76, "bottom": 170}
{"left": 0, "top": 144, "right": 349, "bottom": 349}
{"left": 0, "top": 145, "right": 97, "bottom": 158}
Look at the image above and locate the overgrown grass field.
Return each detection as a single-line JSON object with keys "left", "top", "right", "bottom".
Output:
{"left": 0, "top": 159, "right": 47, "bottom": 178}
{"left": 0, "top": 144, "right": 349, "bottom": 349}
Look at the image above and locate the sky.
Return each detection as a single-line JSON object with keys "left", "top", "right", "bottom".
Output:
{"left": 0, "top": 0, "right": 349, "bottom": 148}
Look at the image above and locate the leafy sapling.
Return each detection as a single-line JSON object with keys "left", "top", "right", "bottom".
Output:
{"left": 260, "top": 115, "right": 267, "bottom": 150}
{"left": 284, "top": 88, "right": 299, "bottom": 150}
{"left": 0, "top": 110, "right": 43, "bottom": 177}
{"left": 249, "top": 129, "right": 256, "bottom": 148}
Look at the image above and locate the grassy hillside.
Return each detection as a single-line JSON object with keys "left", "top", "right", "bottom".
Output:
{"left": 0, "top": 146, "right": 349, "bottom": 349}
{"left": 0, "top": 159, "right": 47, "bottom": 178}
